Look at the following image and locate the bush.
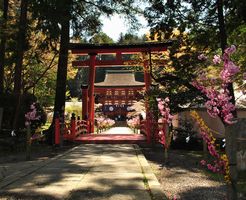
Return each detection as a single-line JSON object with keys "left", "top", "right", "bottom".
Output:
{"left": 0, "top": 93, "right": 46, "bottom": 132}
{"left": 170, "top": 120, "right": 203, "bottom": 150}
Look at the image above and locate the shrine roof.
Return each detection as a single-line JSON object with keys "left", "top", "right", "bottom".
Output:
{"left": 94, "top": 70, "right": 145, "bottom": 88}
{"left": 69, "top": 41, "right": 173, "bottom": 54}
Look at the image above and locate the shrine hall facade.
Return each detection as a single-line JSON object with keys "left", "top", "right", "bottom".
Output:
{"left": 94, "top": 70, "right": 145, "bottom": 120}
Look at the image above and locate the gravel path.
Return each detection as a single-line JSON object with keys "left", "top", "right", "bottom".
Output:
{"left": 142, "top": 147, "right": 227, "bottom": 200}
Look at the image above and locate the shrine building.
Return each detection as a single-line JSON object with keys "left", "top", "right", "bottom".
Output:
{"left": 94, "top": 70, "right": 145, "bottom": 120}
{"left": 69, "top": 41, "right": 172, "bottom": 137}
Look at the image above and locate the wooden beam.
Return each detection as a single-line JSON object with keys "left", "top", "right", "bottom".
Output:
{"left": 88, "top": 53, "right": 96, "bottom": 133}
{"left": 143, "top": 59, "right": 152, "bottom": 144}
{"left": 72, "top": 59, "right": 139, "bottom": 67}
{"left": 72, "top": 59, "right": 167, "bottom": 67}
{"left": 81, "top": 85, "right": 88, "bottom": 121}
{"left": 69, "top": 41, "right": 172, "bottom": 55}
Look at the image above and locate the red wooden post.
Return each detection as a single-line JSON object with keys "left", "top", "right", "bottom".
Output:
{"left": 91, "top": 94, "right": 95, "bottom": 133}
{"left": 55, "top": 113, "right": 60, "bottom": 145}
{"left": 81, "top": 84, "right": 88, "bottom": 120}
{"left": 70, "top": 113, "right": 76, "bottom": 139}
{"left": 88, "top": 53, "right": 97, "bottom": 133}
{"left": 143, "top": 58, "right": 152, "bottom": 144}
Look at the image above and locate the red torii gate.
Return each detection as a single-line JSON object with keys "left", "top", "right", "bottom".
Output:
{"left": 69, "top": 42, "right": 172, "bottom": 143}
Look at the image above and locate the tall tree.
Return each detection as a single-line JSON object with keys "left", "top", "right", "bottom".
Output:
{"left": 90, "top": 32, "right": 114, "bottom": 44}
{"left": 217, "top": 1, "right": 238, "bottom": 199}
{"left": 12, "top": 0, "right": 28, "bottom": 131}
{"left": 13, "top": 0, "right": 28, "bottom": 94}
{"left": 0, "top": 0, "right": 9, "bottom": 94}
{"left": 118, "top": 32, "right": 146, "bottom": 44}
{"left": 53, "top": 0, "right": 70, "bottom": 120}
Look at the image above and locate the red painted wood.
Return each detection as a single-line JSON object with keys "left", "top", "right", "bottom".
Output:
{"left": 75, "top": 134, "right": 147, "bottom": 144}
{"left": 91, "top": 95, "right": 95, "bottom": 133}
{"left": 70, "top": 45, "right": 168, "bottom": 54}
{"left": 71, "top": 48, "right": 167, "bottom": 54}
{"left": 72, "top": 59, "right": 139, "bottom": 67}
{"left": 88, "top": 54, "right": 96, "bottom": 133}
{"left": 81, "top": 86, "right": 88, "bottom": 120}
{"left": 143, "top": 60, "right": 152, "bottom": 144}
{"left": 70, "top": 119, "right": 76, "bottom": 139}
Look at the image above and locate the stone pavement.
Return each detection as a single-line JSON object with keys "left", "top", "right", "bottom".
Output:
{"left": 101, "top": 127, "right": 134, "bottom": 134}
{"left": 0, "top": 144, "right": 166, "bottom": 200}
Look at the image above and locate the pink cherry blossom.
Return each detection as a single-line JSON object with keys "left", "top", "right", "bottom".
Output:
{"left": 30, "top": 103, "right": 35, "bottom": 110}
{"left": 127, "top": 116, "right": 140, "bottom": 129}
{"left": 157, "top": 98, "right": 173, "bottom": 125}
{"left": 157, "top": 97, "right": 173, "bottom": 147}
{"left": 164, "top": 97, "right": 170, "bottom": 103}
{"left": 25, "top": 103, "right": 41, "bottom": 126}
{"left": 224, "top": 45, "right": 236, "bottom": 55}
{"left": 198, "top": 54, "right": 207, "bottom": 61}
{"left": 193, "top": 48, "right": 240, "bottom": 124}
{"left": 96, "top": 117, "right": 115, "bottom": 129}
{"left": 213, "top": 55, "right": 221, "bottom": 64}
{"left": 200, "top": 160, "right": 206, "bottom": 166}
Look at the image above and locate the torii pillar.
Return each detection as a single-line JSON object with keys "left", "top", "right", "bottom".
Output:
{"left": 81, "top": 84, "right": 88, "bottom": 120}
{"left": 88, "top": 53, "right": 97, "bottom": 133}
{"left": 143, "top": 57, "right": 151, "bottom": 144}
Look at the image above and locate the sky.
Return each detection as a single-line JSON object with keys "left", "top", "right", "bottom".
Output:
{"left": 101, "top": 14, "right": 149, "bottom": 42}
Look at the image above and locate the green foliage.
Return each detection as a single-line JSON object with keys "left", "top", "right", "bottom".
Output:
{"left": 229, "top": 24, "right": 246, "bottom": 76}
{"left": 31, "top": 0, "right": 141, "bottom": 41}
{"left": 148, "top": 34, "right": 205, "bottom": 114}
{"left": 118, "top": 32, "right": 146, "bottom": 44}
{"left": 90, "top": 32, "right": 114, "bottom": 44}
{"left": 145, "top": 0, "right": 245, "bottom": 50}
{"left": 144, "top": 0, "right": 245, "bottom": 114}
{"left": 65, "top": 98, "right": 82, "bottom": 119}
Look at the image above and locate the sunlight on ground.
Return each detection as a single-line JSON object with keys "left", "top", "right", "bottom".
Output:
{"left": 101, "top": 127, "right": 134, "bottom": 134}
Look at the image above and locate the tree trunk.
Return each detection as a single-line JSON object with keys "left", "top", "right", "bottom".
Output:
{"left": 217, "top": 0, "right": 238, "bottom": 199}
{"left": 164, "top": 148, "right": 168, "bottom": 164}
{"left": 217, "top": 0, "right": 227, "bottom": 53}
{"left": 26, "top": 123, "right": 31, "bottom": 160}
{"left": 14, "top": 0, "right": 28, "bottom": 94}
{"left": 225, "top": 124, "right": 238, "bottom": 200}
{"left": 12, "top": 0, "right": 28, "bottom": 131}
{"left": 51, "top": 2, "right": 70, "bottom": 144}
{"left": 0, "top": 0, "right": 9, "bottom": 94}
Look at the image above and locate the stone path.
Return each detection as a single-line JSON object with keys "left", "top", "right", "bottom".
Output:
{"left": 101, "top": 127, "right": 134, "bottom": 134}
{"left": 0, "top": 144, "right": 165, "bottom": 200}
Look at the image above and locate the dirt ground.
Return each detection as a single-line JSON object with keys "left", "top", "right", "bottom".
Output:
{"left": 141, "top": 146, "right": 246, "bottom": 200}
{"left": 141, "top": 146, "right": 228, "bottom": 200}
{"left": 0, "top": 142, "right": 77, "bottom": 164}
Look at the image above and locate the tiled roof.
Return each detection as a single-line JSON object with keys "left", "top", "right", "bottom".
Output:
{"left": 95, "top": 70, "right": 145, "bottom": 87}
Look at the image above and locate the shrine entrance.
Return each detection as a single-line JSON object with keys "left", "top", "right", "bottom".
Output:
{"left": 67, "top": 42, "right": 172, "bottom": 144}
{"left": 94, "top": 69, "right": 145, "bottom": 124}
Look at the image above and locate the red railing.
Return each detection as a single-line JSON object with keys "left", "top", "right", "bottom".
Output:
{"left": 140, "top": 119, "right": 167, "bottom": 145}
{"left": 140, "top": 120, "right": 147, "bottom": 135}
{"left": 55, "top": 114, "right": 88, "bottom": 145}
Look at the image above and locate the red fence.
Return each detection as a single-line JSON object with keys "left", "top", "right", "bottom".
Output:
{"left": 55, "top": 114, "right": 88, "bottom": 145}
{"left": 140, "top": 119, "right": 167, "bottom": 145}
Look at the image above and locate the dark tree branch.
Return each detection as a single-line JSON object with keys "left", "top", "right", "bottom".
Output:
{"left": 24, "top": 52, "right": 58, "bottom": 92}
